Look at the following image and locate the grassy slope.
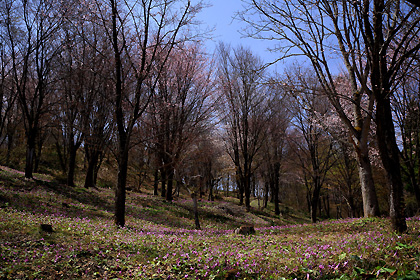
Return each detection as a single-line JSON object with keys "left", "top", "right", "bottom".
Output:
{"left": 1, "top": 167, "right": 420, "bottom": 279}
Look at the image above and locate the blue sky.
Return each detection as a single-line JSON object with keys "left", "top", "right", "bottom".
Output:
{"left": 197, "top": 0, "right": 281, "bottom": 69}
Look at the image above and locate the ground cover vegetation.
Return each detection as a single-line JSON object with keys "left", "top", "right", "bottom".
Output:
{"left": 1, "top": 168, "right": 420, "bottom": 279}
{"left": 1, "top": 0, "right": 420, "bottom": 278}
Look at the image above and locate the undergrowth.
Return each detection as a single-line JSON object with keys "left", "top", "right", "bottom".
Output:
{"left": 0, "top": 167, "right": 419, "bottom": 279}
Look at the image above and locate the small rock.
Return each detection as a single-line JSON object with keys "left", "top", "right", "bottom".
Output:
{"left": 234, "top": 225, "right": 255, "bottom": 235}
{"left": 40, "top": 224, "right": 53, "bottom": 233}
{"left": 224, "top": 269, "right": 240, "bottom": 279}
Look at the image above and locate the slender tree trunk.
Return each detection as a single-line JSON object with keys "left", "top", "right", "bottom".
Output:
{"left": 93, "top": 152, "right": 103, "bottom": 186}
{"left": 411, "top": 180, "right": 420, "bottom": 210}
{"left": 192, "top": 192, "right": 201, "bottom": 230}
{"left": 263, "top": 181, "right": 269, "bottom": 208}
{"left": 311, "top": 181, "right": 322, "bottom": 223}
{"left": 25, "top": 130, "right": 36, "bottom": 178}
{"left": 324, "top": 195, "right": 330, "bottom": 219}
{"left": 5, "top": 132, "right": 13, "bottom": 167}
{"left": 273, "top": 180, "right": 280, "bottom": 215}
{"left": 111, "top": 0, "right": 128, "bottom": 228}
{"left": 347, "top": 194, "right": 356, "bottom": 218}
{"left": 273, "top": 162, "right": 281, "bottom": 215}
{"left": 115, "top": 146, "right": 128, "bottom": 228}
{"left": 236, "top": 174, "right": 244, "bottom": 205}
{"left": 306, "top": 192, "right": 311, "bottom": 213}
{"left": 166, "top": 167, "right": 174, "bottom": 202}
{"left": 244, "top": 174, "right": 251, "bottom": 211}
{"left": 153, "top": 168, "right": 159, "bottom": 196}
{"left": 161, "top": 168, "right": 166, "bottom": 198}
{"left": 55, "top": 139, "right": 66, "bottom": 173}
{"left": 208, "top": 183, "right": 214, "bottom": 201}
{"left": 405, "top": 162, "right": 420, "bottom": 209}
{"left": 33, "top": 135, "right": 44, "bottom": 173}
{"left": 67, "top": 141, "right": 80, "bottom": 187}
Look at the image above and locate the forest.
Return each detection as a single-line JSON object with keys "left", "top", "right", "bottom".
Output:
{"left": 1, "top": 0, "right": 420, "bottom": 279}
{"left": 1, "top": 0, "right": 420, "bottom": 229}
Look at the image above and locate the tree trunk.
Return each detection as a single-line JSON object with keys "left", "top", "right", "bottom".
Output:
{"left": 405, "top": 161, "right": 420, "bottom": 210}
{"left": 347, "top": 194, "right": 356, "bottom": 218}
{"left": 67, "top": 141, "right": 80, "bottom": 187}
{"left": 310, "top": 182, "right": 322, "bottom": 223}
{"left": 263, "top": 181, "right": 269, "bottom": 208}
{"left": 273, "top": 162, "right": 281, "bottom": 215}
{"left": 166, "top": 167, "right": 174, "bottom": 202}
{"left": 161, "top": 168, "right": 166, "bottom": 198}
{"left": 115, "top": 147, "right": 128, "bottom": 228}
{"left": 192, "top": 192, "right": 201, "bottom": 230}
{"left": 33, "top": 135, "right": 44, "bottom": 173}
{"left": 208, "top": 179, "right": 214, "bottom": 201}
{"left": 355, "top": 145, "right": 380, "bottom": 217}
{"left": 366, "top": 0, "right": 407, "bottom": 233}
{"left": 376, "top": 96, "right": 407, "bottom": 233}
{"left": 273, "top": 180, "right": 280, "bottom": 215}
{"left": 244, "top": 174, "right": 251, "bottom": 211}
{"left": 411, "top": 180, "right": 420, "bottom": 211}
{"left": 153, "top": 168, "right": 159, "bottom": 196}
{"left": 25, "top": 131, "right": 36, "bottom": 179}
{"left": 111, "top": 0, "right": 128, "bottom": 228}
{"left": 323, "top": 195, "right": 330, "bottom": 219}
{"left": 5, "top": 132, "right": 13, "bottom": 167}
{"left": 84, "top": 150, "right": 99, "bottom": 189}
{"left": 93, "top": 152, "right": 103, "bottom": 186}
{"left": 237, "top": 175, "right": 244, "bottom": 205}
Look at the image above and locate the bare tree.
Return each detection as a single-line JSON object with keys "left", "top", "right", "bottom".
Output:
{"left": 240, "top": 0, "right": 380, "bottom": 219}
{"left": 242, "top": 0, "right": 420, "bottom": 232}
{"left": 393, "top": 58, "right": 420, "bottom": 211}
{"left": 286, "top": 69, "right": 336, "bottom": 222}
{"left": 93, "top": 0, "right": 205, "bottom": 227}
{"left": 0, "top": 20, "right": 19, "bottom": 160}
{"left": 53, "top": 2, "right": 114, "bottom": 188}
{"left": 217, "top": 43, "right": 271, "bottom": 211}
{"left": 259, "top": 79, "right": 290, "bottom": 215}
{"left": 406, "top": 0, "right": 420, "bottom": 8}
{"left": 2, "top": 0, "right": 64, "bottom": 178}
{"left": 146, "top": 42, "right": 215, "bottom": 202}
{"left": 331, "top": 140, "right": 362, "bottom": 218}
